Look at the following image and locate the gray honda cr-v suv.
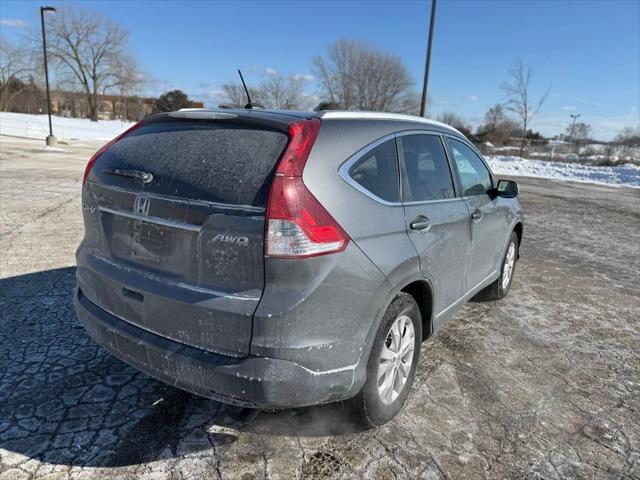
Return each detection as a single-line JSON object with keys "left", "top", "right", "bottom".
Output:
{"left": 74, "top": 109, "right": 523, "bottom": 426}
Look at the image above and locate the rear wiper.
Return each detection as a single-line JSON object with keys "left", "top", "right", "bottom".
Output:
{"left": 103, "top": 168, "right": 154, "bottom": 184}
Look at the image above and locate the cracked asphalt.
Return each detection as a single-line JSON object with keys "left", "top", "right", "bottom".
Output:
{"left": 1, "top": 136, "right": 639, "bottom": 479}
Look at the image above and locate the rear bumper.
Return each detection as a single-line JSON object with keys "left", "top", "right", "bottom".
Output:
{"left": 74, "top": 288, "right": 360, "bottom": 408}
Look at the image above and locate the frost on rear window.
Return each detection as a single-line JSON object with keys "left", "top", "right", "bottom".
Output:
{"left": 95, "top": 122, "right": 288, "bottom": 207}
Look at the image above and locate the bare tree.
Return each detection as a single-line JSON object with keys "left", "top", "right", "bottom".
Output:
{"left": 219, "top": 81, "right": 261, "bottom": 108}
{"left": 259, "top": 72, "right": 313, "bottom": 110}
{"left": 396, "top": 90, "right": 424, "bottom": 116}
{"left": 47, "top": 7, "right": 130, "bottom": 121}
{"left": 501, "top": 59, "right": 550, "bottom": 156}
{"left": 220, "top": 73, "right": 312, "bottom": 110}
{"left": 111, "top": 53, "right": 145, "bottom": 120}
{"left": 615, "top": 125, "right": 640, "bottom": 161}
{"left": 437, "top": 111, "right": 473, "bottom": 137}
{"left": 313, "top": 39, "right": 413, "bottom": 112}
{"left": 0, "top": 35, "right": 35, "bottom": 111}
{"left": 565, "top": 121, "right": 592, "bottom": 152}
{"left": 479, "top": 104, "right": 519, "bottom": 146}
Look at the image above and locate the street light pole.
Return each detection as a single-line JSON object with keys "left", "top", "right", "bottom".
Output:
{"left": 569, "top": 113, "right": 580, "bottom": 137}
{"left": 420, "top": 0, "right": 437, "bottom": 117}
{"left": 40, "top": 6, "right": 56, "bottom": 146}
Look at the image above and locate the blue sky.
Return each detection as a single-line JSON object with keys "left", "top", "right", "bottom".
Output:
{"left": 2, "top": 0, "right": 639, "bottom": 140}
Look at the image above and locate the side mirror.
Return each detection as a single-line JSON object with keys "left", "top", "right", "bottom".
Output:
{"left": 490, "top": 179, "right": 519, "bottom": 198}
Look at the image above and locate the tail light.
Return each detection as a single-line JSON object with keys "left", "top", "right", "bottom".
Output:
{"left": 83, "top": 120, "right": 144, "bottom": 184}
{"left": 266, "top": 118, "right": 349, "bottom": 258}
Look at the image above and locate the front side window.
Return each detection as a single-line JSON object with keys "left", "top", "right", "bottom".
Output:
{"left": 447, "top": 138, "right": 493, "bottom": 196}
{"left": 399, "top": 134, "right": 455, "bottom": 202}
{"left": 348, "top": 139, "right": 399, "bottom": 202}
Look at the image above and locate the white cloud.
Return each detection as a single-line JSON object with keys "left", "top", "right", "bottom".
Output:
{"left": 193, "top": 88, "right": 226, "bottom": 107}
{"left": 293, "top": 73, "right": 314, "bottom": 82}
{"left": 562, "top": 105, "right": 577, "bottom": 111}
{"left": 0, "top": 19, "right": 28, "bottom": 28}
{"left": 467, "top": 95, "right": 478, "bottom": 101}
{"left": 265, "top": 67, "right": 277, "bottom": 76}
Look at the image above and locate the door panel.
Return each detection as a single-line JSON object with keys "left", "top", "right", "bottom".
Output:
{"left": 398, "top": 133, "right": 471, "bottom": 320}
{"left": 403, "top": 200, "right": 471, "bottom": 316}
{"left": 464, "top": 194, "right": 503, "bottom": 286}
{"left": 445, "top": 137, "right": 504, "bottom": 287}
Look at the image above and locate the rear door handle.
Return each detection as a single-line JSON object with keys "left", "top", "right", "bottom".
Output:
{"left": 410, "top": 217, "right": 432, "bottom": 232}
{"left": 471, "top": 210, "right": 483, "bottom": 221}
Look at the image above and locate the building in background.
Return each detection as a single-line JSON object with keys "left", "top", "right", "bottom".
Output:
{"left": 4, "top": 88, "right": 203, "bottom": 121}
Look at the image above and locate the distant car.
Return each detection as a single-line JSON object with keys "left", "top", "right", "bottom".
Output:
{"left": 565, "top": 153, "right": 579, "bottom": 162}
{"left": 74, "top": 109, "right": 523, "bottom": 426}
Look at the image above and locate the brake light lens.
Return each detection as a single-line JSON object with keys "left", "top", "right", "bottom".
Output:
{"left": 83, "top": 120, "right": 144, "bottom": 184}
{"left": 266, "top": 118, "right": 349, "bottom": 258}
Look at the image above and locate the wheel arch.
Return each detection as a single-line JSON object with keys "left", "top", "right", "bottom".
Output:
{"left": 401, "top": 279, "right": 434, "bottom": 341}
{"left": 513, "top": 222, "right": 523, "bottom": 258}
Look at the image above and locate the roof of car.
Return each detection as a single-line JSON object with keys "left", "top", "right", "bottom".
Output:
{"left": 169, "top": 108, "right": 462, "bottom": 136}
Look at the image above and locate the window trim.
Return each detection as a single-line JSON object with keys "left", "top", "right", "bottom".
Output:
{"left": 444, "top": 134, "right": 495, "bottom": 198}
{"left": 339, "top": 129, "right": 462, "bottom": 207}
{"left": 338, "top": 133, "right": 401, "bottom": 206}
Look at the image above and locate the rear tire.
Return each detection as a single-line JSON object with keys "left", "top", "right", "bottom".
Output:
{"left": 475, "top": 231, "right": 519, "bottom": 301}
{"left": 351, "top": 292, "right": 421, "bottom": 427}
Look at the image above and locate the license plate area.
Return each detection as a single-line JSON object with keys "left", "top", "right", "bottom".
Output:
{"left": 100, "top": 209, "right": 198, "bottom": 277}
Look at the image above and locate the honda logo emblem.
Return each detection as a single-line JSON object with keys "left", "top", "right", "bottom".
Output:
{"left": 133, "top": 195, "right": 150, "bottom": 216}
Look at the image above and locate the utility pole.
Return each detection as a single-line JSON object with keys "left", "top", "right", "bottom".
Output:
{"left": 420, "top": 0, "right": 437, "bottom": 117}
{"left": 40, "top": 6, "right": 56, "bottom": 146}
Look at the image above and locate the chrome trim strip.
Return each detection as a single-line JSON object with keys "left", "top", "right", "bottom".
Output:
{"left": 99, "top": 206, "right": 202, "bottom": 232}
{"left": 88, "top": 183, "right": 265, "bottom": 213}
{"left": 435, "top": 270, "right": 498, "bottom": 318}
{"left": 402, "top": 197, "right": 463, "bottom": 206}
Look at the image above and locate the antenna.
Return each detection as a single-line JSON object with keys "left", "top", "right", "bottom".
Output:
{"left": 238, "top": 69, "right": 252, "bottom": 107}
{"left": 237, "top": 69, "right": 264, "bottom": 109}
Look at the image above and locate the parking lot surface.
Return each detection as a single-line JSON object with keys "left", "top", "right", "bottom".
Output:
{"left": 1, "top": 136, "right": 639, "bottom": 479}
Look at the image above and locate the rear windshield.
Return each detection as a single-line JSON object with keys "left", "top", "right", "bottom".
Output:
{"left": 93, "top": 121, "right": 289, "bottom": 207}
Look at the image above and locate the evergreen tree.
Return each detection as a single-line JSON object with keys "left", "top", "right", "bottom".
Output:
{"left": 153, "top": 90, "right": 192, "bottom": 113}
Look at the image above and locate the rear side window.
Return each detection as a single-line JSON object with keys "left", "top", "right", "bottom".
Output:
{"left": 446, "top": 138, "right": 493, "bottom": 196}
{"left": 348, "top": 139, "right": 399, "bottom": 202}
{"left": 399, "top": 134, "right": 455, "bottom": 202}
{"left": 93, "top": 121, "right": 288, "bottom": 206}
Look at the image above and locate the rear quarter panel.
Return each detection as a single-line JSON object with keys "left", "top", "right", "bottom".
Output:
{"left": 291, "top": 120, "right": 427, "bottom": 365}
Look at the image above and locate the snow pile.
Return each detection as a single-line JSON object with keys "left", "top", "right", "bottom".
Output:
{"left": 0, "top": 112, "right": 134, "bottom": 141}
{"left": 487, "top": 156, "right": 639, "bottom": 189}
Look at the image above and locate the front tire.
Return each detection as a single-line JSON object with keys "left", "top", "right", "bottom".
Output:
{"left": 351, "top": 292, "right": 421, "bottom": 427}
{"left": 475, "top": 231, "right": 519, "bottom": 301}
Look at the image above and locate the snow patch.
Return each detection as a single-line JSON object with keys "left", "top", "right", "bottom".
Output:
{"left": 487, "top": 155, "right": 639, "bottom": 189}
{"left": 0, "top": 112, "right": 134, "bottom": 141}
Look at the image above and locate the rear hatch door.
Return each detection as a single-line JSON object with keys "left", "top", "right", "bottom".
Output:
{"left": 79, "top": 112, "right": 290, "bottom": 356}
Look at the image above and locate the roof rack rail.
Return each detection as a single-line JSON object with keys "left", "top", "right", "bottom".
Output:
{"left": 319, "top": 111, "right": 462, "bottom": 135}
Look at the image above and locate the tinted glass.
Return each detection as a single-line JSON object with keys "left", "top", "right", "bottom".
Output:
{"left": 400, "top": 134, "right": 455, "bottom": 201}
{"left": 349, "top": 139, "right": 399, "bottom": 202}
{"left": 93, "top": 121, "right": 288, "bottom": 206}
{"left": 447, "top": 138, "right": 493, "bottom": 196}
